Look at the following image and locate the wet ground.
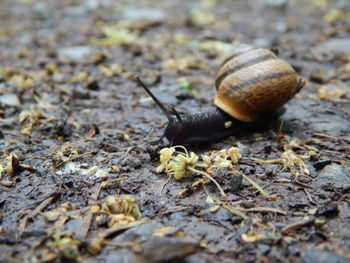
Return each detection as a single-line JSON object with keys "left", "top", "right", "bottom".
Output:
{"left": 0, "top": 0, "right": 349, "bottom": 262}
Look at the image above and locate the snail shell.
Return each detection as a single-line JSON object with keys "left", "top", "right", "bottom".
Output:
{"left": 214, "top": 46, "right": 298, "bottom": 122}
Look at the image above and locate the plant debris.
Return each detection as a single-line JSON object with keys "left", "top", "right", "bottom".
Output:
{"left": 0, "top": 1, "right": 349, "bottom": 262}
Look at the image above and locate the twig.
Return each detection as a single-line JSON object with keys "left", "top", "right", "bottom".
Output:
{"left": 293, "top": 180, "right": 314, "bottom": 189}
{"left": 76, "top": 183, "right": 102, "bottom": 239}
{"left": 313, "top": 133, "right": 340, "bottom": 141}
{"left": 98, "top": 219, "right": 147, "bottom": 239}
{"left": 233, "top": 170, "right": 270, "bottom": 198}
{"left": 322, "top": 25, "right": 350, "bottom": 40}
{"left": 103, "top": 240, "right": 143, "bottom": 248}
{"left": 0, "top": 255, "right": 18, "bottom": 263}
{"left": 53, "top": 150, "right": 97, "bottom": 169}
{"left": 188, "top": 167, "right": 226, "bottom": 198}
{"left": 101, "top": 177, "right": 128, "bottom": 189}
{"left": 161, "top": 206, "right": 188, "bottom": 214}
{"left": 19, "top": 193, "right": 57, "bottom": 231}
{"left": 1, "top": 131, "right": 24, "bottom": 138}
{"left": 160, "top": 174, "right": 172, "bottom": 195}
{"left": 251, "top": 157, "right": 281, "bottom": 164}
{"left": 303, "top": 188, "right": 318, "bottom": 205}
{"left": 242, "top": 207, "right": 286, "bottom": 215}
{"left": 121, "top": 146, "right": 136, "bottom": 159}
{"left": 220, "top": 204, "right": 249, "bottom": 220}
{"left": 281, "top": 216, "right": 315, "bottom": 234}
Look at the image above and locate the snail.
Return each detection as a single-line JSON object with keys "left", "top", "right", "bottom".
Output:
{"left": 135, "top": 45, "right": 305, "bottom": 145}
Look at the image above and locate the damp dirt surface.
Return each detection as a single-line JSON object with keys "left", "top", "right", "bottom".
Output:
{"left": 0, "top": 0, "right": 350, "bottom": 262}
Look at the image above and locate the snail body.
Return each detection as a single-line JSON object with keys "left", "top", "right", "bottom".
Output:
{"left": 160, "top": 107, "right": 284, "bottom": 145}
{"left": 136, "top": 45, "right": 305, "bottom": 145}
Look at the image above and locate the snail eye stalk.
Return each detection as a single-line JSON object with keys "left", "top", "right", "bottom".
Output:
{"left": 134, "top": 75, "right": 173, "bottom": 121}
{"left": 170, "top": 107, "right": 183, "bottom": 123}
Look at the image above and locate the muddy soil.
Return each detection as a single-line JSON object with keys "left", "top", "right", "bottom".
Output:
{"left": 0, "top": 0, "right": 349, "bottom": 262}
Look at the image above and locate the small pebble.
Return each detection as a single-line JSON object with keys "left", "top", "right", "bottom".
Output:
{"left": 264, "top": 0, "right": 287, "bottom": 7}
{"left": 142, "top": 237, "right": 198, "bottom": 263}
{"left": 230, "top": 173, "right": 242, "bottom": 192}
{"left": 316, "top": 163, "right": 350, "bottom": 188}
{"left": 120, "top": 155, "right": 142, "bottom": 169}
{"left": 122, "top": 7, "right": 166, "bottom": 21}
{"left": 113, "top": 221, "right": 162, "bottom": 243}
{"left": 236, "top": 142, "right": 249, "bottom": 156}
{"left": 258, "top": 244, "right": 271, "bottom": 255}
{"left": 316, "top": 38, "right": 350, "bottom": 55}
{"left": 313, "top": 159, "right": 332, "bottom": 170}
{"left": 316, "top": 203, "right": 339, "bottom": 217}
{"left": 0, "top": 94, "right": 20, "bottom": 106}
{"left": 303, "top": 247, "right": 349, "bottom": 263}
{"left": 57, "top": 46, "right": 92, "bottom": 61}
{"left": 276, "top": 172, "right": 293, "bottom": 180}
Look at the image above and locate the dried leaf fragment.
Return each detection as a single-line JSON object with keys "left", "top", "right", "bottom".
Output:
{"left": 92, "top": 26, "right": 139, "bottom": 45}
{"left": 48, "top": 232, "right": 81, "bottom": 260}
{"left": 99, "top": 194, "right": 141, "bottom": 227}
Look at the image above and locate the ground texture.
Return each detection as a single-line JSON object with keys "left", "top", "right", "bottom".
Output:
{"left": 0, "top": 0, "right": 349, "bottom": 262}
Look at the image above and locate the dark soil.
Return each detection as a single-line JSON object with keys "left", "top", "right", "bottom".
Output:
{"left": 0, "top": 0, "right": 349, "bottom": 262}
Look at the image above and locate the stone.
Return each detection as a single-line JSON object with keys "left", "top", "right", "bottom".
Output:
{"left": 57, "top": 46, "right": 92, "bottom": 61}
{"left": 32, "top": 2, "right": 49, "bottom": 18}
{"left": 52, "top": 73, "right": 66, "bottom": 83}
{"left": 303, "top": 247, "right": 350, "bottom": 263}
{"left": 63, "top": 218, "right": 84, "bottom": 232}
{"left": 258, "top": 244, "right": 271, "bottom": 255}
{"left": 105, "top": 249, "right": 136, "bottom": 263}
{"left": 122, "top": 7, "right": 166, "bottom": 21}
{"left": 112, "top": 221, "right": 162, "bottom": 243}
{"left": 315, "top": 163, "right": 350, "bottom": 188}
{"left": 264, "top": 0, "right": 287, "bottom": 7}
{"left": 0, "top": 94, "right": 20, "bottom": 106}
{"left": 310, "top": 120, "right": 349, "bottom": 136}
{"left": 316, "top": 38, "right": 350, "bottom": 56}
{"left": 276, "top": 172, "right": 293, "bottom": 180}
{"left": 253, "top": 38, "right": 272, "bottom": 48}
{"left": 142, "top": 237, "right": 198, "bottom": 263}
{"left": 313, "top": 159, "right": 332, "bottom": 171}
{"left": 236, "top": 142, "right": 249, "bottom": 156}
{"left": 120, "top": 155, "right": 142, "bottom": 169}
{"left": 230, "top": 173, "right": 243, "bottom": 192}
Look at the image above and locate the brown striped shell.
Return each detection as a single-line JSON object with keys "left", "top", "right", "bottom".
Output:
{"left": 214, "top": 47, "right": 299, "bottom": 122}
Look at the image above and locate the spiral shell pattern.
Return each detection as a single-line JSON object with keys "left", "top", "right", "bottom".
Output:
{"left": 214, "top": 47, "right": 298, "bottom": 122}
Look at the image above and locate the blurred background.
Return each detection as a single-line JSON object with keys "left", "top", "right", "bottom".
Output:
{"left": 0, "top": 1, "right": 350, "bottom": 262}
{"left": 0, "top": 0, "right": 349, "bottom": 137}
{"left": 0, "top": 0, "right": 349, "bottom": 126}
{"left": 1, "top": 0, "right": 349, "bottom": 84}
